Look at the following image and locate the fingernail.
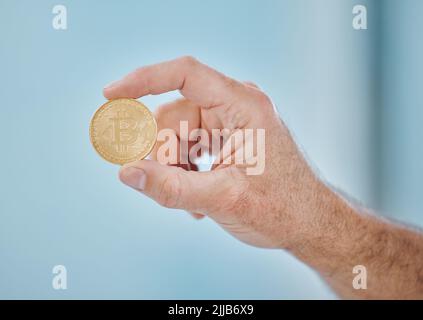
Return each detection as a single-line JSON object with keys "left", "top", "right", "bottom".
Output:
{"left": 104, "top": 80, "right": 120, "bottom": 90}
{"left": 120, "top": 167, "right": 146, "bottom": 191}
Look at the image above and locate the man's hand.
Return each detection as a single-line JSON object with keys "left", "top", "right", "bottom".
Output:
{"left": 104, "top": 57, "right": 423, "bottom": 299}
{"left": 103, "top": 56, "right": 320, "bottom": 249}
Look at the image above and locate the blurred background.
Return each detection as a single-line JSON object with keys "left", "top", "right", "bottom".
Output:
{"left": 0, "top": 0, "right": 421, "bottom": 299}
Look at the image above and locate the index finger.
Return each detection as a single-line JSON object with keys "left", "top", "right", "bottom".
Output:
{"left": 103, "top": 56, "right": 242, "bottom": 108}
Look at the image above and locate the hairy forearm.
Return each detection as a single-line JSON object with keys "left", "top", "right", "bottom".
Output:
{"left": 289, "top": 181, "right": 423, "bottom": 299}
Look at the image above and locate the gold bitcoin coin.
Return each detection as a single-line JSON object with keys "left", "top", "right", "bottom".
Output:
{"left": 90, "top": 98, "right": 157, "bottom": 165}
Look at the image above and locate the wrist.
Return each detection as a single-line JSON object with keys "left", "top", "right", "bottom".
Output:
{"left": 283, "top": 178, "right": 362, "bottom": 274}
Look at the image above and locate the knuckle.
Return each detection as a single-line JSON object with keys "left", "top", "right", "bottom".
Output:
{"left": 255, "top": 91, "right": 273, "bottom": 108}
{"left": 178, "top": 55, "right": 198, "bottom": 68}
{"left": 157, "top": 173, "right": 182, "bottom": 208}
{"left": 244, "top": 81, "right": 259, "bottom": 89}
{"left": 249, "top": 90, "right": 274, "bottom": 115}
{"left": 224, "top": 76, "right": 239, "bottom": 90}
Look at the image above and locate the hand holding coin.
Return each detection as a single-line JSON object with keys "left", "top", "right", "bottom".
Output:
{"left": 99, "top": 56, "right": 316, "bottom": 250}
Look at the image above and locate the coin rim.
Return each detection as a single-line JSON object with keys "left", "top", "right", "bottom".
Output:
{"left": 89, "top": 98, "right": 157, "bottom": 165}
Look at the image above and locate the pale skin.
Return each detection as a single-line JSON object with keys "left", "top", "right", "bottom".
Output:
{"left": 103, "top": 56, "right": 423, "bottom": 299}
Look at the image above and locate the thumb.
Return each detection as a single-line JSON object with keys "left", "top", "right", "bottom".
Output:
{"left": 118, "top": 160, "right": 229, "bottom": 213}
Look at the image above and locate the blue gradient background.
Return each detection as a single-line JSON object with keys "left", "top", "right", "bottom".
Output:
{"left": 0, "top": 0, "right": 421, "bottom": 299}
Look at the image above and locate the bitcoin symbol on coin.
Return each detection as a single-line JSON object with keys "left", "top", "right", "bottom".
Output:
{"left": 90, "top": 99, "right": 157, "bottom": 165}
{"left": 108, "top": 110, "right": 140, "bottom": 153}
